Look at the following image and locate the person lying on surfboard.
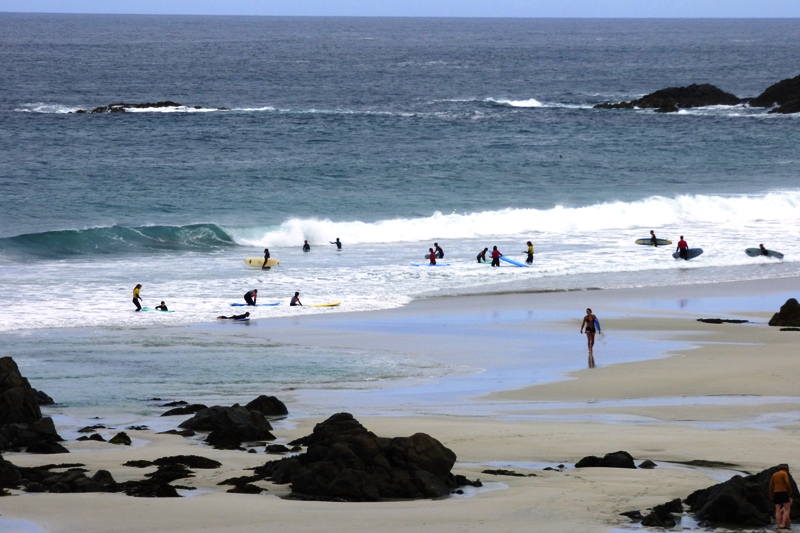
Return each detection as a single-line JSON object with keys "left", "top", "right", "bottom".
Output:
{"left": 290, "top": 291, "right": 302, "bottom": 306}
{"left": 218, "top": 312, "right": 250, "bottom": 320}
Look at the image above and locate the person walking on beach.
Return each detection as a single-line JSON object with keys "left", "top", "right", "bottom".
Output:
{"left": 330, "top": 238, "right": 342, "bottom": 250}
{"left": 132, "top": 284, "right": 143, "bottom": 311}
{"left": 244, "top": 289, "right": 258, "bottom": 306}
{"left": 676, "top": 236, "right": 689, "bottom": 260}
{"left": 290, "top": 291, "right": 302, "bottom": 306}
{"left": 262, "top": 248, "right": 271, "bottom": 269}
{"left": 770, "top": 464, "right": 794, "bottom": 529}
{"left": 525, "top": 241, "right": 534, "bottom": 264}
{"left": 580, "top": 308, "right": 598, "bottom": 368}
{"left": 303, "top": 240, "right": 311, "bottom": 252}
{"left": 434, "top": 242, "right": 444, "bottom": 259}
{"left": 490, "top": 246, "right": 502, "bottom": 267}
{"left": 477, "top": 247, "right": 489, "bottom": 263}
{"left": 428, "top": 248, "right": 437, "bottom": 265}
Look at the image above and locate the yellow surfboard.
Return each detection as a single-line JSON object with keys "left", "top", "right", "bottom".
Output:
{"left": 310, "top": 301, "right": 341, "bottom": 307}
{"left": 244, "top": 257, "right": 280, "bottom": 268}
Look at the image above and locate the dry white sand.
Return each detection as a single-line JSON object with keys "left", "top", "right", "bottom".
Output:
{"left": 3, "top": 277, "right": 800, "bottom": 532}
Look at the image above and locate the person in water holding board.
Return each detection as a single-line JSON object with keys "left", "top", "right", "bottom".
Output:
{"left": 155, "top": 301, "right": 168, "bottom": 311}
{"left": 290, "top": 291, "right": 302, "bottom": 306}
{"left": 580, "top": 308, "right": 598, "bottom": 368}
{"left": 477, "top": 247, "right": 489, "bottom": 263}
{"left": 490, "top": 246, "right": 502, "bottom": 267}
{"left": 303, "top": 240, "right": 311, "bottom": 252}
{"left": 760, "top": 244, "right": 769, "bottom": 256}
{"left": 676, "top": 236, "right": 689, "bottom": 260}
{"left": 525, "top": 241, "right": 534, "bottom": 264}
{"left": 262, "top": 248, "right": 271, "bottom": 269}
{"left": 244, "top": 289, "right": 258, "bottom": 306}
{"left": 434, "top": 243, "right": 444, "bottom": 259}
{"left": 330, "top": 238, "right": 342, "bottom": 250}
{"left": 428, "top": 248, "right": 437, "bottom": 265}
{"left": 218, "top": 312, "right": 250, "bottom": 320}
{"left": 650, "top": 230, "right": 658, "bottom": 247}
{"left": 132, "top": 284, "right": 143, "bottom": 311}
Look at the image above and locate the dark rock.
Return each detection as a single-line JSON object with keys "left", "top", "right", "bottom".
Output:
{"left": 108, "top": 432, "right": 131, "bottom": 446}
{"left": 152, "top": 455, "right": 221, "bottom": 469}
{"left": 205, "top": 428, "right": 246, "bottom": 450}
{"left": 697, "top": 318, "right": 749, "bottom": 324}
{"left": 0, "top": 357, "right": 43, "bottom": 424}
{"left": 124, "top": 460, "right": 153, "bottom": 468}
{"left": 254, "top": 412, "right": 466, "bottom": 501}
{"left": 92, "top": 470, "right": 116, "bottom": 486}
{"left": 161, "top": 400, "right": 188, "bottom": 407}
{"left": 620, "top": 510, "right": 643, "bottom": 520}
{"left": 158, "top": 429, "right": 195, "bottom": 437}
{"left": 638, "top": 460, "right": 657, "bottom": 469}
{"left": 748, "top": 74, "right": 800, "bottom": 114}
{"left": 178, "top": 405, "right": 275, "bottom": 447}
{"left": 265, "top": 444, "right": 291, "bottom": 454}
{"left": 78, "top": 425, "right": 106, "bottom": 433}
{"left": 89, "top": 101, "right": 183, "bottom": 114}
{"left": 77, "top": 433, "right": 106, "bottom": 442}
{"left": 145, "top": 464, "right": 194, "bottom": 484}
{"left": 595, "top": 84, "right": 741, "bottom": 112}
{"left": 685, "top": 465, "right": 798, "bottom": 526}
{"left": 245, "top": 395, "right": 288, "bottom": 417}
{"left": 120, "top": 480, "right": 181, "bottom": 498}
{"left": 575, "top": 451, "right": 636, "bottom": 469}
{"left": 482, "top": 469, "right": 526, "bottom": 477}
{"left": 769, "top": 298, "right": 800, "bottom": 327}
{"left": 781, "top": 327, "right": 800, "bottom": 332}
{"left": 227, "top": 483, "right": 265, "bottom": 494}
{"left": 32, "top": 389, "right": 55, "bottom": 406}
{"left": 126, "top": 425, "right": 148, "bottom": 431}
{"left": 673, "top": 459, "right": 739, "bottom": 468}
{"left": 24, "top": 481, "right": 46, "bottom": 493}
{"left": 162, "top": 404, "right": 207, "bottom": 416}
{"left": 218, "top": 475, "right": 264, "bottom": 486}
{"left": 26, "top": 441, "right": 69, "bottom": 454}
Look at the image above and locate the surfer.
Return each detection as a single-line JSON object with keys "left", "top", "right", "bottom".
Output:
{"left": 649, "top": 230, "right": 658, "bottom": 247}
{"left": 330, "top": 238, "right": 342, "bottom": 250}
{"left": 490, "top": 246, "right": 502, "bottom": 267}
{"left": 132, "top": 284, "right": 142, "bottom": 311}
{"left": 525, "top": 241, "right": 534, "bottom": 264}
{"left": 428, "top": 248, "right": 437, "bottom": 265}
{"left": 676, "top": 236, "right": 689, "bottom": 260}
{"left": 759, "top": 244, "right": 769, "bottom": 256}
{"left": 217, "top": 312, "right": 250, "bottom": 320}
{"left": 262, "top": 248, "right": 271, "bottom": 269}
{"left": 290, "top": 291, "right": 302, "bottom": 306}
{"left": 155, "top": 301, "right": 168, "bottom": 311}
{"left": 580, "top": 308, "right": 598, "bottom": 367}
{"left": 477, "top": 247, "right": 489, "bottom": 263}
{"left": 769, "top": 464, "right": 794, "bottom": 530}
{"left": 434, "top": 243, "right": 444, "bottom": 259}
{"left": 244, "top": 289, "right": 258, "bottom": 306}
{"left": 303, "top": 240, "right": 311, "bottom": 252}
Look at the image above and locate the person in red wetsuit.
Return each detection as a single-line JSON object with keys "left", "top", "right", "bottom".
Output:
{"left": 490, "top": 246, "right": 502, "bottom": 267}
{"left": 676, "top": 235, "right": 689, "bottom": 260}
{"left": 428, "top": 248, "right": 436, "bottom": 265}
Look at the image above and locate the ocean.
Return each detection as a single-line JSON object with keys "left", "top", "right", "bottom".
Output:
{"left": 2, "top": 14, "right": 800, "bottom": 419}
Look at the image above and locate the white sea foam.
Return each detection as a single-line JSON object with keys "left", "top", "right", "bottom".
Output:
{"left": 485, "top": 98, "right": 543, "bottom": 108}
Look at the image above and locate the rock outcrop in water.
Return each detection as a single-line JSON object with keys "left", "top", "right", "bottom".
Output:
{"left": 72, "top": 101, "right": 231, "bottom": 113}
{"left": 0, "top": 357, "right": 66, "bottom": 453}
{"left": 748, "top": 74, "right": 800, "bottom": 114}
{"left": 769, "top": 298, "right": 800, "bottom": 327}
{"left": 253, "top": 412, "right": 479, "bottom": 501}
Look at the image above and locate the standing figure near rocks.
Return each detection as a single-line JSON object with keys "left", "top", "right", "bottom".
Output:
{"left": 580, "top": 308, "right": 598, "bottom": 368}
{"left": 770, "top": 464, "right": 794, "bottom": 529}
{"left": 676, "top": 235, "right": 689, "bottom": 260}
{"left": 132, "top": 284, "right": 143, "bottom": 311}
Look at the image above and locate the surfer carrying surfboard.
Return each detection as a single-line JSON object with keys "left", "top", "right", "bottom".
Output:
{"left": 676, "top": 236, "right": 689, "bottom": 260}
{"left": 649, "top": 230, "right": 658, "bottom": 247}
{"left": 580, "top": 308, "right": 598, "bottom": 367}
{"left": 244, "top": 289, "right": 258, "bottom": 306}
{"left": 132, "top": 284, "right": 142, "bottom": 311}
{"left": 759, "top": 244, "right": 769, "bottom": 256}
{"left": 262, "top": 248, "right": 271, "bottom": 269}
{"left": 490, "top": 246, "right": 502, "bottom": 267}
{"left": 290, "top": 291, "right": 302, "bottom": 306}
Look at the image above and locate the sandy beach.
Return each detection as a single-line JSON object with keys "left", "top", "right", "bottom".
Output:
{"left": 3, "top": 277, "right": 800, "bottom": 533}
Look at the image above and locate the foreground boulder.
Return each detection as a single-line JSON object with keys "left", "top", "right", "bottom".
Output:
{"left": 254, "top": 412, "right": 474, "bottom": 501}
{"left": 178, "top": 405, "right": 275, "bottom": 449}
{"left": 0, "top": 357, "right": 64, "bottom": 453}
{"left": 594, "top": 84, "right": 741, "bottom": 112}
{"left": 748, "top": 74, "right": 800, "bottom": 114}
{"left": 769, "top": 298, "right": 800, "bottom": 327}
{"left": 685, "top": 465, "right": 799, "bottom": 526}
{"left": 575, "top": 451, "right": 636, "bottom": 469}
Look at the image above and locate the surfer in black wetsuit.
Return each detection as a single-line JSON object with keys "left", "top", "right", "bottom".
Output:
{"left": 262, "top": 248, "right": 271, "bottom": 269}
{"left": 303, "top": 240, "right": 311, "bottom": 252}
{"left": 244, "top": 289, "right": 258, "bottom": 306}
{"left": 649, "top": 230, "right": 658, "bottom": 247}
{"left": 330, "top": 238, "right": 342, "bottom": 250}
{"left": 290, "top": 291, "right": 302, "bottom": 306}
{"left": 434, "top": 243, "right": 444, "bottom": 259}
{"left": 477, "top": 247, "right": 489, "bottom": 263}
{"left": 759, "top": 244, "right": 769, "bottom": 256}
{"left": 217, "top": 312, "right": 250, "bottom": 320}
{"left": 155, "top": 301, "right": 168, "bottom": 311}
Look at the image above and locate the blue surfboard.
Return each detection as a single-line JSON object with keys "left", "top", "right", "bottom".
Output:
{"left": 593, "top": 317, "right": 602, "bottom": 334}
{"left": 411, "top": 263, "right": 451, "bottom": 267}
{"left": 230, "top": 302, "right": 280, "bottom": 307}
{"left": 499, "top": 256, "right": 529, "bottom": 268}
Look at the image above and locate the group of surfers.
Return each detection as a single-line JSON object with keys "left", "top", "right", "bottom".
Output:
{"left": 427, "top": 241, "right": 536, "bottom": 266}
{"left": 649, "top": 230, "right": 773, "bottom": 260}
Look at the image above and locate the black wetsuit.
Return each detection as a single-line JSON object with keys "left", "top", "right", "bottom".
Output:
{"left": 290, "top": 296, "right": 302, "bottom": 306}
{"left": 263, "top": 250, "right": 270, "bottom": 268}
{"left": 303, "top": 243, "right": 311, "bottom": 252}
{"left": 435, "top": 246, "right": 444, "bottom": 259}
{"left": 244, "top": 291, "right": 257, "bottom": 305}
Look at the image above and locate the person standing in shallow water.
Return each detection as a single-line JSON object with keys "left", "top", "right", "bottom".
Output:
{"left": 132, "top": 284, "right": 142, "bottom": 311}
{"left": 770, "top": 464, "right": 794, "bottom": 530}
{"left": 262, "top": 248, "right": 271, "bottom": 269}
{"left": 580, "top": 308, "right": 598, "bottom": 368}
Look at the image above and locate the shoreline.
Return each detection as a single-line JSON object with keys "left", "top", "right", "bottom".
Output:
{"left": 3, "top": 276, "right": 800, "bottom": 532}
